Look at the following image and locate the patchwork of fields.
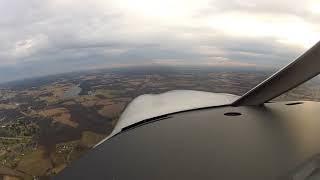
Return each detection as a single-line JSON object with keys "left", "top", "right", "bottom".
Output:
{"left": 0, "top": 66, "right": 318, "bottom": 179}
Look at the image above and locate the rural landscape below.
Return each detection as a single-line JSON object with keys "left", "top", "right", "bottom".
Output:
{"left": 0, "top": 66, "right": 319, "bottom": 179}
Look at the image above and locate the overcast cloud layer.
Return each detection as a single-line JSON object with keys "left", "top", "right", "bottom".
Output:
{"left": 0, "top": 0, "right": 320, "bottom": 82}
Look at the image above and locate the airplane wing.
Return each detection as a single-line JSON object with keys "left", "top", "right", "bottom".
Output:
{"left": 55, "top": 41, "right": 320, "bottom": 180}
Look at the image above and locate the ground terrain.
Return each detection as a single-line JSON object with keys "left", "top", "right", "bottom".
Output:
{"left": 0, "top": 66, "right": 318, "bottom": 179}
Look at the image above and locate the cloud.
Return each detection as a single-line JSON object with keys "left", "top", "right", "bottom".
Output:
{"left": 0, "top": 0, "right": 319, "bottom": 82}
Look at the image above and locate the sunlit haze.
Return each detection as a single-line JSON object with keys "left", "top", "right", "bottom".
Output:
{"left": 0, "top": 0, "right": 320, "bottom": 82}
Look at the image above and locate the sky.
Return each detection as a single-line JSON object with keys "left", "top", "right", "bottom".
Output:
{"left": 0, "top": 0, "right": 320, "bottom": 82}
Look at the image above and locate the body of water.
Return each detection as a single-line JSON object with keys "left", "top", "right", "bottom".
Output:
{"left": 64, "top": 85, "right": 82, "bottom": 99}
